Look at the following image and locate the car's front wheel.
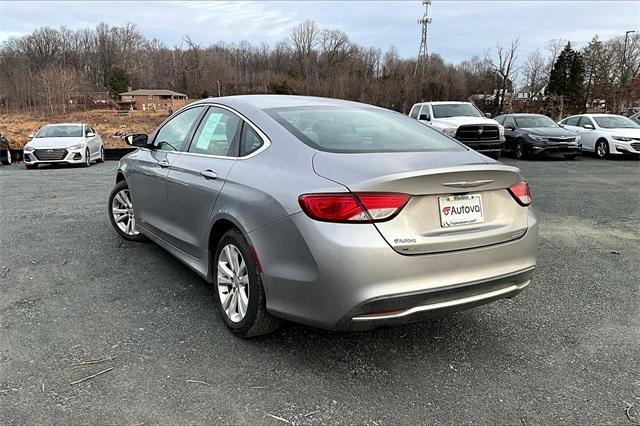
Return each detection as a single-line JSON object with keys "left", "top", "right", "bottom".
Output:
{"left": 595, "top": 139, "right": 609, "bottom": 159}
{"left": 515, "top": 141, "right": 527, "bottom": 160}
{"left": 108, "top": 180, "right": 145, "bottom": 241}
{"left": 213, "top": 229, "right": 281, "bottom": 337}
{"left": 83, "top": 148, "right": 91, "bottom": 167}
{"left": 1, "top": 149, "right": 11, "bottom": 165}
{"left": 97, "top": 147, "right": 105, "bottom": 163}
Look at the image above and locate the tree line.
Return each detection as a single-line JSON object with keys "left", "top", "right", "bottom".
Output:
{"left": 0, "top": 21, "right": 638, "bottom": 117}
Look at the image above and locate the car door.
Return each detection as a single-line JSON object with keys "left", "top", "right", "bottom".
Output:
{"left": 576, "top": 116, "right": 597, "bottom": 151}
{"left": 127, "top": 106, "right": 205, "bottom": 239}
{"left": 165, "top": 106, "right": 243, "bottom": 258}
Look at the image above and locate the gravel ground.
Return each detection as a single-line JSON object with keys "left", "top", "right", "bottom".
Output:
{"left": 0, "top": 155, "right": 639, "bottom": 425}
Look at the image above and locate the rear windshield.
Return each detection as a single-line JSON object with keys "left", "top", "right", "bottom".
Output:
{"left": 265, "top": 106, "right": 465, "bottom": 153}
{"left": 36, "top": 125, "right": 83, "bottom": 138}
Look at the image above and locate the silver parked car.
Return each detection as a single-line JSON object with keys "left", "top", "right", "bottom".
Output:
{"left": 23, "top": 123, "right": 104, "bottom": 169}
{"left": 109, "top": 95, "right": 538, "bottom": 337}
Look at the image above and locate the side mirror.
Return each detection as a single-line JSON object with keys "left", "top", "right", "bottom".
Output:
{"left": 485, "top": 112, "right": 492, "bottom": 118}
{"left": 506, "top": 125, "right": 515, "bottom": 131}
{"left": 583, "top": 124, "right": 594, "bottom": 130}
{"left": 28, "top": 133, "right": 35, "bottom": 138}
{"left": 124, "top": 133, "right": 149, "bottom": 147}
{"left": 418, "top": 114, "right": 430, "bottom": 121}
{"left": 558, "top": 123, "right": 564, "bottom": 128}
{"left": 86, "top": 132, "right": 96, "bottom": 137}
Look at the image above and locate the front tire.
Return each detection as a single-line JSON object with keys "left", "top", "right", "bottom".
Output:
{"left": 595, "top": 139, "right": 609, "bottom": 159}
{"left": 97, "top": 147, "right": 105, "bottom": 163}
{"left": 515, "top": 141, "right": 527, "bottom": 160}
{"left": 213, "top": 229, "right": 280, "bottom": 337}
{"left": 83, "top": 148, "right": 91, "bottom": 167}
{"left": 1, "top": 149, "right": 11, "bottom": 165}
{"left": 108, "top": 180, "right": 145, "bottom": 242}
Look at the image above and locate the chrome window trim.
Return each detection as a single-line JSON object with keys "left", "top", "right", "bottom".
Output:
{"left": 180, "top": 103, "right": 271, "bottom": 160}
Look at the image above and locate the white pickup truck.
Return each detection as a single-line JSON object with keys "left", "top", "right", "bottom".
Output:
{"left": 409, "top": 101, "right": 505, "bottom": 159}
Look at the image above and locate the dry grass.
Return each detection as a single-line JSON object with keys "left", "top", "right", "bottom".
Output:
{"left": 0, "top": 109, "right": 169, "bottom": 148}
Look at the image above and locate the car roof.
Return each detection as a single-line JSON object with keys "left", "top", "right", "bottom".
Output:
{"left": 44, "top": 123, "right": 87, "bottom": 126}
{"left": 415, "top": 101, "right": 469, "bottom": 105}
{"left": 191, "top": 95, "right": 380, "bottom": 111}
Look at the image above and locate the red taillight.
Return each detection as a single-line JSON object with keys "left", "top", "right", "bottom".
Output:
{"left": 299, "top": 192, "right": 410, "bottom": 223}
{"left": 508, "top": 181, "right": 532, "bottom": 206}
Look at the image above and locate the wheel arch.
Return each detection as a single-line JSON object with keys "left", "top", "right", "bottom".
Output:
{"left": 115, "top": 171, "right": 126, "bottom": 184}
{"left": 206, "top": 216, "right": 255, "bottom": 282}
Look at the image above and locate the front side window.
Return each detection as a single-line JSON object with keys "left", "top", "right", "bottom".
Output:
{"left": 154, "top": 106, "right": 204, "bottom": 151}
{"left": 189, "top": 107, "right": 241, "bottom": 156}
{"left": 494, "top": 115, "right": 505, "bottom": 125}
{"left": 593, "top": 116, "right": 639, "bottom": 129}
{"left": 409, "top": 105, "right": 421, "bottom": 119}
{"left": 514, "top": 115, "right": 558, "bottom": 128}
{"left": 563, "top": 116, "right": 580, "bottom": 126}
{"left": 504, "top": 116, "right": 515, "bottom": 128}
{"left": 36, "top": 125, "right": 83, "bottom": 138}
{"left": 266, "top": 106, "right": 465, "bottom": 153}
{"left": 431, "top": 103, "right": 483, "bottom": 119}
{"left": 578, "top": 117, "right": 595, "bottom": 128}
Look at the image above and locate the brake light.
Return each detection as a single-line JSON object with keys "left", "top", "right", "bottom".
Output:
{"left": 508, "top": 181, "right": 532, "bottom": 206}
{"left": 299, "top": 192, "right": 410, "bottom": 223}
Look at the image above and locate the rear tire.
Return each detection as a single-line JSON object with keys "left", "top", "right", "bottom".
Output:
{"left": 97, "top": 147, "right": 105, "bottom": 163}
{"left": 595, "top": 139, "right": 609, "bottom": 159}
{"left": 213, "top": 229, "right": 281, "bottom": 337}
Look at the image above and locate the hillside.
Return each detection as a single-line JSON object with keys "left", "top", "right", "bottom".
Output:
{"left": 0, "top": 109, "right": 169, "bottom": 149}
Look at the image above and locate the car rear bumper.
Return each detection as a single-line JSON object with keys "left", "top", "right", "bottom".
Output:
{"left": 250, "top": 208, "right": 538, "bottom": 330}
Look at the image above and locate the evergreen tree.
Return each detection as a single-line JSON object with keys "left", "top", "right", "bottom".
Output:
{"left": 107, "top": 68, "right": 130, "bottom": 100}
{"left": 548, "top": 43, "right": 585, "bottom": 113}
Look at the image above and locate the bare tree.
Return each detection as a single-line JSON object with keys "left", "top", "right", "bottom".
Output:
{"left": 485, "top": 39, "right": 519, "bottom": 114}
{"left": 288, "top": 20, "right": 320, "bottom": 78}
{"left": 320, "top": 29, "right": 352, "bottom": 76}
{"left": 522, "top": 49, "right": 547, "bottom": 95}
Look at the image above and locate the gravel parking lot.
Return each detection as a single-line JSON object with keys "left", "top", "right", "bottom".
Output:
{"left": 1, "top": 156, "right": 639, "bottom": 425}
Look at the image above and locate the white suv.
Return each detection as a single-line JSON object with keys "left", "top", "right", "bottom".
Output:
{"left": 409, "top": 101, "right": 505, "bottom": 159}
{"left": 559, "top": 114, "right": 640, "bottom": 159}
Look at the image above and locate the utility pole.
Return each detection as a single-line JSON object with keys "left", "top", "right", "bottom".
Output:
{"left": 413, "top": 0, "right": 432, "bottom": 79}
{"left": 619, "top": 30, "right": 636, "bottom": 113}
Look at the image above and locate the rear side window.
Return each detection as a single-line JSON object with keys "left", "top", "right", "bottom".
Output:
{"left": 266, "top": 106, "right": 465, "bottom": 153}
{"left": 409, "top": 105, "right": 421, "bottom": 119}
{"left": 240, "top": 124, "right": 264, "bottom": 157}
{"left": 189, "top": 107, "right": 241, "bottom": 156}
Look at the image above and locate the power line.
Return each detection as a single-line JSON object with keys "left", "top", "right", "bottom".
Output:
{"left": 414, "top": 0, "right": 432, "bottom": 78}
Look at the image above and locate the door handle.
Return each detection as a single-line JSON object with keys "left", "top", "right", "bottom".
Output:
{"left": 157, "top": 160, "right": 170, "bottom": 168}
{"left": 200, "top": 169, "right": 218, "bottom": 180}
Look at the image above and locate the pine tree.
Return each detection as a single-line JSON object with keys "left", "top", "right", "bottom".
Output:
{"left": 548, "top": 43, "right": 585, "bottom": 113}
{"left": 107, "top": 68, "right": 131, "bottom": 100}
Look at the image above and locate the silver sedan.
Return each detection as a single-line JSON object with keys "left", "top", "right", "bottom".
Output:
{"left": 108, "top": 95, "right": 538, "bottom": 337}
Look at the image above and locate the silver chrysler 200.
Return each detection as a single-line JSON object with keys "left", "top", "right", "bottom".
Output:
{"left": 108, "top": 95, "right": 538, "bottom": 337}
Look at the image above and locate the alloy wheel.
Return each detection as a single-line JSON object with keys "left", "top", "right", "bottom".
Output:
{"left": 217, "top": 244, "right": 250, "bottom": 323}
{"left": 111, "top": 189, "right": 139, "bottom": 236}
{"left": 6, "top": 149, "right": 11, "bottom": 165}
{"left": 596, "top": 141, "right": 607, "bottom": 158}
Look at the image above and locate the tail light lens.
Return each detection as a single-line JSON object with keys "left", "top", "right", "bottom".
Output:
{"left": 508, "top": 181, "right": 532, "bottom": 206}
{"left": 299, "top": 192, "right": 410, "bottom": 223}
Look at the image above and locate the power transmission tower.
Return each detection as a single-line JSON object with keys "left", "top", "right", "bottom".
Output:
{"left": 414, "top": 0, "right": 432, "bottom": 78}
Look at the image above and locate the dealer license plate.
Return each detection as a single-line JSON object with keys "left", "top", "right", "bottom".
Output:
{"left": 438, "top": 194, "right": 484, "bottom": 228}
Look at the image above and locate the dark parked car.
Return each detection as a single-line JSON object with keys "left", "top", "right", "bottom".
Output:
{"left": 495, "top": 114, "right": 581, "bottom": 160}
{"left": 0, "top": 132, "right": 12, "bottom": 165}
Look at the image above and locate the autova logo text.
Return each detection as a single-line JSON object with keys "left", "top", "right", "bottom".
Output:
{"left": 442, "top": 205, "right": 481, "bottom": 216}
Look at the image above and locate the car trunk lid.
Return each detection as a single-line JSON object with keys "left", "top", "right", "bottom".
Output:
{"left": 312, "top": 151, "right": 530, "bottom": 254}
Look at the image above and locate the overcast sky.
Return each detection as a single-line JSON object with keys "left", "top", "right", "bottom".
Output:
{"left": 0, "top": 1, "right": 638, "bottom": 64}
